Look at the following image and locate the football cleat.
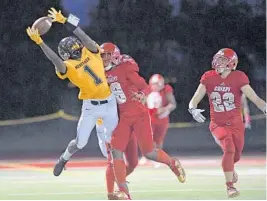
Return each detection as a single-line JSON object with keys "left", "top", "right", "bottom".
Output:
{"left": 107, "top": 192, "right": 127, "bottom": 200}
{"left": 53, "top": 155, "right": 68, "bottom": 176}
{"left": 169, "top": 158, "right": 186, "bottom": 183}
{"left": 233, "top": 170, "right": 238, "bottom": 183}
{"left": 227, "top": 186, "right": 240, "bottom": 198}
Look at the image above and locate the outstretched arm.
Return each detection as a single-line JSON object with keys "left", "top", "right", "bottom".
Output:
{"left": 73, "top": 27, "right": 98, "bottom": 53}
{"left": 48, "top": 8, "right": 98, "bottom": 53}
{"left": 188, "top": 83, "right": 207, "bottom": 123}
{"left": 241, "top": 94, "right": 251, "bottom": 129}
{"left": 26, "top": 27, "right": 66, "bottom": 73}
{"left": 39, "top": 42, "right": 66, "bottom": 73}
{"left": 189, "top": 83, "right": 206, "bottom": 109}
{"left": 241, "top": 84, "right": 266, "bottom": 114}
{"left": 242, "top": 94, "right": 250, "bottom": 115}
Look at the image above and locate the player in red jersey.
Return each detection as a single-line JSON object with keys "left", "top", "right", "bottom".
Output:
{"left": 101, "top": 42, "right": 186, "bottom": 200}
{"left": 147, "top": 74, "right": 176, "bottom": 149}
{"left": 139, "top": 74, "right": 177, "bottom": 168}
{"left": 188, "top": 48, "right": 266, "bottom": 198}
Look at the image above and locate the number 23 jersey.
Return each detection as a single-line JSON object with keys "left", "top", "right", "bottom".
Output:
{"left": 200, "top": 70, "right": 249, "bottom": 125}
{"left": 56, "top": 47, "right": 111, "bottom": 100}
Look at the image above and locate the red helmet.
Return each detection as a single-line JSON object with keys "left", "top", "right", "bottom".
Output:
{"left": 100, "top": 42, "right": 121, "bottom": 70}
{"left": 212, "top": 48, "right": 238, "bottom": 73}
{"left": 149, "top": 74, "right": 165, "bottom": 92}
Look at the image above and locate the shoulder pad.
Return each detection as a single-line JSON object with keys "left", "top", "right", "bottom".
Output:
{"left": 121, "top": 55, "right": 139, "bottom": 72}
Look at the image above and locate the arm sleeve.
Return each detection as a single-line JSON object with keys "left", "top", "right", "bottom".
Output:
{"left": 200, "top": 72, "right": 208, "bottom": 86}
{"left": 72, "top": 27, "right": 99, "bottom": 54}
{"left": 55, "top": 62, "right": 69, "bottom": 79}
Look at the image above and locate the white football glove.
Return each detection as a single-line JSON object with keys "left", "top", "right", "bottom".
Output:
{"left": 188, "top": 108, "right": 206, "bottom": 123}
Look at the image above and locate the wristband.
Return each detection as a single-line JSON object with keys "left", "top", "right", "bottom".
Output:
{"left": 64, "top": 14, "right": 80, "bottom": 32}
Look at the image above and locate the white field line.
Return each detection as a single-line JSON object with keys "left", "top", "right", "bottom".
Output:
{"left": 7, "top": 188, "right": 266, "bottom": 196}
{"left": 0, "top": 168, "right": 266, "bottom": 183}
{"left": 1, "top": 168, "right": 265, "bottom": 184}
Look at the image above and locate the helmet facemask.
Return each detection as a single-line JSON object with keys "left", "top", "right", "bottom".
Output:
{"left": 212, "top": 55, "right": 231, "bottom": 74}
{"left": 58, "top": 37, "right": 83, "bottom": 61}
{"left": 212, "top": 48, "right": 238, "bottom": 75}
{"left": 101, "top": 52, "right": 113, "bottom": 71}
{"left": 69, "top": 42, "right": 83, "bottom": 60}
{"left": 100, "top": 43, "right": 121, "bottom": 71}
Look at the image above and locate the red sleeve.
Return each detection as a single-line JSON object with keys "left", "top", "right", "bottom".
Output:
{"left": 200, "top": 72, "right": 208, "bottom": 85}
{"left": 165, "top": 84, "right": 173, "bottom": 93}
{"left": 200, "top": 70, "right": 216, "bottom": 86}
{"left": 238, "top": 71, "right": 250, "bottom": 88}
{"left": 126, "top": 62, "right": 149, "bottom": 94}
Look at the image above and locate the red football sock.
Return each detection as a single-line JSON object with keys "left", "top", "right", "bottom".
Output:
{"left": 106, "top": 164, "right": 115, "bottom": 194}
{"left": 226, "top": 181, "right": 234, "bottom": 187}
{"left": 113, "top": 159, "right": 127, "bottom": 184}
{"left": 156, "top": 149, "right": 171, "bottom": 165}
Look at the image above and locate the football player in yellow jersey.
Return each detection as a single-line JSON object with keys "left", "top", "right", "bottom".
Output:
{"left": 26, "top": 8, "right": 118, "bottom": 176}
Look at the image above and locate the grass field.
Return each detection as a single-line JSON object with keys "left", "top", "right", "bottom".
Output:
{"left": 0, "top": 156, "right": 266, "bottom": 200}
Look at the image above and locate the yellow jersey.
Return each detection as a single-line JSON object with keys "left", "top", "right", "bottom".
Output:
{"left": 56, "top": 47, "right": 111, "bottom": 99}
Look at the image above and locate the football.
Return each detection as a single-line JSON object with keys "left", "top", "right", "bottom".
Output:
{"left": 32, "top": 17, "right": 52, "bottom": 35}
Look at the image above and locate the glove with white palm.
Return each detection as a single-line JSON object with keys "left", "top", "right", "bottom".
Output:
{"left": 188, "top": 108, "right": 206, "bottom": 123}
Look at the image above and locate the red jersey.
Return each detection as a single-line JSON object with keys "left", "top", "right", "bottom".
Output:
{"left": 147, "top": 84, "right": 173, "bottom": 122}
{"left": 200, "top": 70, "right": 249, "bottom": 125}
{"left": 106, "top": 55, "right": 149, "bottom": 117}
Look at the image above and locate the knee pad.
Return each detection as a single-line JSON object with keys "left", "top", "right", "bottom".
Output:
{"left": 111, "top": 148, "right": 124, "bottom": 160}
{"left": 144, "top": 150, "right": 157, "bottom": 161}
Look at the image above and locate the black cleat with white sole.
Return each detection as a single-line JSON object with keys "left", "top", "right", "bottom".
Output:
{"left": 53, "top": 155, "right": 68, "bottom": 176}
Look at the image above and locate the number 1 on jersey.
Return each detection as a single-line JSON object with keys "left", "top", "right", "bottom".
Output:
{"left": 84, "top": 65, "right": 103, "bottom": 85}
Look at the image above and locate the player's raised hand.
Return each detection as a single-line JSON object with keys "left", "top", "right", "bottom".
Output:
{"left": 48, "top": 8, "right": 67, "bottom": 24}
{"left": 188, "top": 108, "right": 206, "bottom": 123}
{"left": 26, "top": 27, "right": 43, "bottom": 45}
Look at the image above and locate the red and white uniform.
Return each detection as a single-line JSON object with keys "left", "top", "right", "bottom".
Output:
{"left": 200, "top": 70, "right": 249, "bottom": 153}
{"left": 147, "top": 85, "right": 173, "bottom": 145}
{"left": 107, "top": 55, "right": 153, "bottom": 155}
